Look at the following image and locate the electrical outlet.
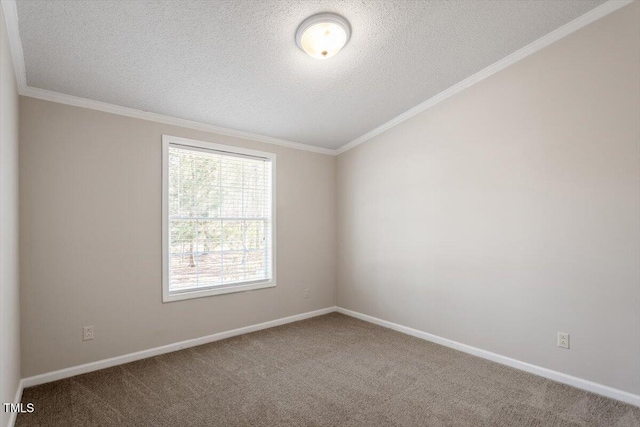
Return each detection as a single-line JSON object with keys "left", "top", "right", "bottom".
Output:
{"left": 83, "top": 326, "right": 94, "bottom": 341}
{"left": 558, "top": 332, "right": 569, "bottom": 349}
{"left": 303, "top": 288, "right": 310, "bottom": 299}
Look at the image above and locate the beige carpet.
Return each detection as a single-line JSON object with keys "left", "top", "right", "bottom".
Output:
{"left": 16, "top": 313, "right": 640, "bottom": 426}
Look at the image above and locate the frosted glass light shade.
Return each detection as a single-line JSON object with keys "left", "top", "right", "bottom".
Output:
{"left": 296, "top": 13, "right": 351, "bottom": 59}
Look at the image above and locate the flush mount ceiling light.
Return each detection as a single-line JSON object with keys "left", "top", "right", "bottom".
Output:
{"left": 296, "top": 13, "right": 351, "bottom": 59}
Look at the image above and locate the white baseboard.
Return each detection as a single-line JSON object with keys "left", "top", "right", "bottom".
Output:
{"left": 7, "top": 379, "right": 25, "bottom": 427}
{"left": 337, "top": 307, "right": 640, "bottom": 408}
{"left": 15, "top": 305, "right": 639, "bottom": 412}
{"left": 21, "top": 306, "right": 337, "bottom": 389}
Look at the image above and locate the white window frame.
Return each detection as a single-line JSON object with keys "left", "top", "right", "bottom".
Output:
{"left": 162, "top": 135, "right": 276, "bottom": 302}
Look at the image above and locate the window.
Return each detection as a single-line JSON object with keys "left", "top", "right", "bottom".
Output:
{"left": 162, "top": 135, "right": 275, "bottom": 302}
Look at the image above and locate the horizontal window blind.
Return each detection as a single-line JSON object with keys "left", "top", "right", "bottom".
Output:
{"left": 167, "top": 143, "right": 272, "bottom": 292}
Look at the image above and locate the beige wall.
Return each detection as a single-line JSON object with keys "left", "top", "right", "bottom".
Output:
{"left": 1, "top": 6, "right": 20, "bottom": 427}
{"left": 337, "top": 3, "right": 640, "bottom": 395}
{"left": 19, "top": 97, "right": 337, "bottom": 377}
{"left": 14, "top": 0, "right": 639, "bottom": 399}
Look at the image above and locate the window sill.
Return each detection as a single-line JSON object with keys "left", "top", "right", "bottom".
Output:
{"left": 162, "top": 280, "right": 276, "bottom": 303}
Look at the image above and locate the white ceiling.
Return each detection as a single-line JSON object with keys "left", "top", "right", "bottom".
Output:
{"left": 15, "top": 0, "right": 605, "bottom": 150}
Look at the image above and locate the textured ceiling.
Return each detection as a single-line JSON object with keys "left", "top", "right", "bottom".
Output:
{"left": 16, "top": 0, "right": 605, "bottom": 149}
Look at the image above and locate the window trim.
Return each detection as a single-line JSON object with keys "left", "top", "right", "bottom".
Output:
{"left": 162, "top": 135, "right": 276, "bottom": 303}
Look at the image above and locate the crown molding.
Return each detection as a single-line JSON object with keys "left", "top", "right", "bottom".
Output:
{"left": 1, "top": 0, "right": 26, "bottom": 91}
{"left": 3, "top": 0, "right": 633, "bottom": 157}
{"left": 1, "top": 0, "right": 336, "bottom": 156}
{"left": 20, "top": 86, "right": 337, "bottom": 155}
{"left": 335, "top": 0, "right": 635, "bottom": 155}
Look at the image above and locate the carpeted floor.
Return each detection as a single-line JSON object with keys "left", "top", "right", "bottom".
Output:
{"left": 16, "top": 313, "right": 640, "bottom": 426}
